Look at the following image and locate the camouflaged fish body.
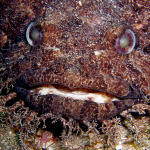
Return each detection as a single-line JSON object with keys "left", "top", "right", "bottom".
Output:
{"left": 0, "top": 0, "right": 150, "bottom": 121}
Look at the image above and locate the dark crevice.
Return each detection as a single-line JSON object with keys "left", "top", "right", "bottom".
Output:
{"left": 130, "top": 110, "right": 150, "bottom": 118}
{"left": 45, "top": 118, "right": 64, "bottom": 137}
{"left": 79, "top": 121, "right": 88, "bottom": 132}
{"left": 5, "top": 96, "right": 20, "bottom": 107}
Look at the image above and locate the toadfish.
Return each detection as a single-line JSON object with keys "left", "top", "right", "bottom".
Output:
{"left": 0, "top": 0, "right": 150, "bottom": 122}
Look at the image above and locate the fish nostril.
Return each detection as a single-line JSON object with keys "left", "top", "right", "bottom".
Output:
{"left": 26, "top": 21, "right": 43, "bottom": 47}
{"left": 143, "top": 44, "right": 150, "bottom": 55}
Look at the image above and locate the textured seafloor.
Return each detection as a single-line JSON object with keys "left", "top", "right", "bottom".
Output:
{"left": 0, "top": 106, "right": 150, "bottom": 150}
{"left": 0, "top": 0, "right": 150, "bottom": 149}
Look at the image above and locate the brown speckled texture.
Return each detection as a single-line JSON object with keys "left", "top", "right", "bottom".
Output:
{"left": 0, "top": 0, "right": 150, "bottom": 122}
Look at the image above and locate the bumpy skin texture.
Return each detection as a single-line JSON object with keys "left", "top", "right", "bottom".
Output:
{"left": 0, "top": 0, "right": 150, "bottom": 121}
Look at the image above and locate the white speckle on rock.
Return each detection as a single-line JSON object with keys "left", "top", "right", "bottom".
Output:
{"left": 94, "top": 50, "right": 104, "bottom": 56}
{"left": 78, "top": 1, "right": 82, "bottom": 6}
{"left": 116, "top": 142, "right": 122, "bottom": 150}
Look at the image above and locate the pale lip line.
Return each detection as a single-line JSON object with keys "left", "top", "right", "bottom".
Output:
{"left": 31, "top": 85, "right": 120, "bottom": 104}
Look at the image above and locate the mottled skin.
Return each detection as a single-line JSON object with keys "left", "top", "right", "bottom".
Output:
{"left": 0, "top": 0, "right": 150, "bottom": 121}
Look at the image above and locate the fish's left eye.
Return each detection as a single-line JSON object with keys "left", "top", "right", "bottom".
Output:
{"left": 26, "top": 22, "right": 43, "bottom": 46}
{"left": 115, "top": 29, "right": 136, "bottom": 54}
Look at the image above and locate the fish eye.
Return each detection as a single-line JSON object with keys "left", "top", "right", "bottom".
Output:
{"left": 115, "top": 29, "right": 136, "bottom": 54}
{"left": 26, "top": 21, "right": 43, "bottom": 46}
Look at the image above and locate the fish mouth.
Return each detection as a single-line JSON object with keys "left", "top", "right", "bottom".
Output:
{"left": 18, "top": 84, "right": 120, "bottom": 103}
{"left": 15, "top": 67, "right": 143, "bottom": 102}
{"left": 15, "top": 72, "right": 143, "bottom": 117}
{"left": 16, "top": 82, "right": 142, "bottom": 103}
{"left": 15, "top": 83, "right": 141, "bottom": 121}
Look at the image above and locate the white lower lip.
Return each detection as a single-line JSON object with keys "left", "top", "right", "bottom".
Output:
{"left": 32, "top": 85, "right": 120, "bottom": 104}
